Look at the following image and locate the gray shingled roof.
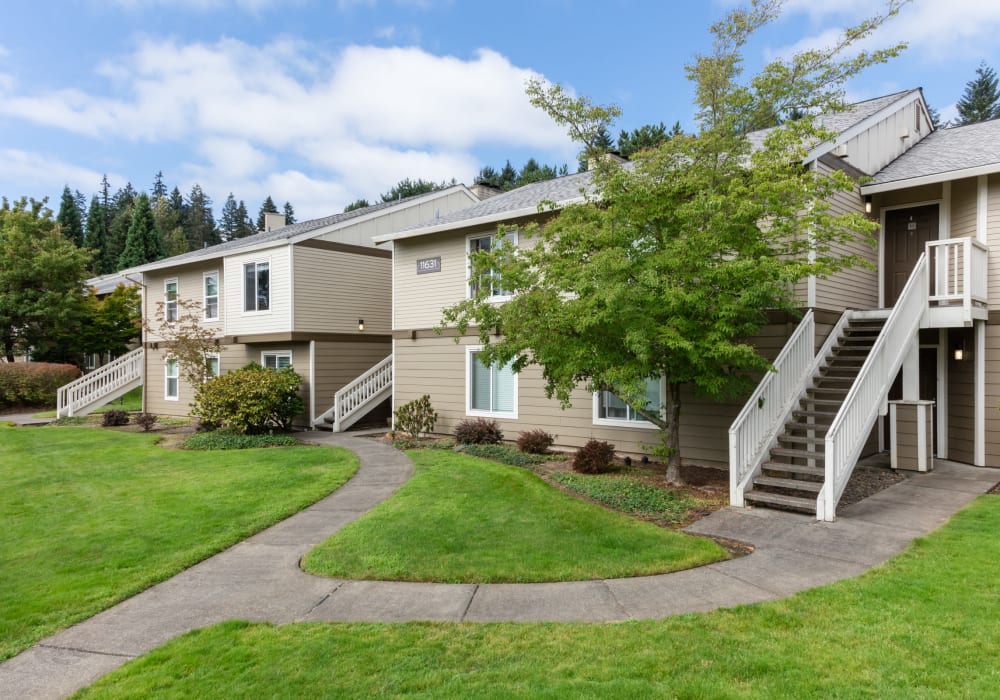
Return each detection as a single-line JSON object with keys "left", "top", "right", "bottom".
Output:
{"left": 86, "top": 272, "right": 139, "bottom": 296}
{"left": 871, "top": 118, "right": 1000, "bottom": 186}
{"left": 125, "top": 190, "right": 452, "bottom": 273}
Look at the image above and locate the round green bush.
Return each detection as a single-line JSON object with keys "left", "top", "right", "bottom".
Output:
{"left": 191, "top": 363, "right": 304, "bottom": 435}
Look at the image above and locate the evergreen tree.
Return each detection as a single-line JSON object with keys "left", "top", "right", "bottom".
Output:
{"left": 516, "top": 158, "right": 559, "bottom": 186}
{"left": 499, "top": 160, "right": 518, "bottom": 189}
{"left": 219, "top": 193, "right": 241, "bottom": 241}
{"left": 617, "top": 122, "right": 681, "bottom": 158}
{"left": 56, "top": 185, "right": 85, "bottom": 246}
{"left": 151, "top": 195, "right": 183, "bottom": 255}
{"left": 85, "top": 195, "right": 112, "bottom": 274}
{"left": 169, "top": 186, "right": 185, "bottom": 217}
{"left": 344, "top": 198, "right": 371, "bottom": 213}
{"left": 162, "top": 227, "right": 189, "bottom": 257}
{"left": 955, "top": 62, "right": 1000, "bottom": 126}
{"left": 74, "top": 189, "right": 87, "bottom": 232}
{"left": 236, "top": 200, "right": 255, "bottom": 238}
{"left": 927, "top": 104, "right": 945, "bottom": 129}
{"left": 185, "top": 184, "right": 219, "bottom": 249}
{"left": 474, "top": 166, "right": 501, "bottom": 189}
{"left": 256, "top": 195, "right": 279, "bottom": 230}
{"left": 99, "top": 174, "right": 112, "bottom": 232}
{"left": 380, "top": 178, "right": 439, "bottom": 202}
{"left": 107, "top": 182, "right": 137, "bottom": 269}
{"left": 118, "top": 193, "right": 164, "bottom": 268}
{"left": 152, "top": 170, "right": 168, "bottom": 199}
{"left": 283, "top": 201, "right": 296, "bottom": 225}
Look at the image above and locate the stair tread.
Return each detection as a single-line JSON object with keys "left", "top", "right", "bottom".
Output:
{"left": 753, "top": 475, "right": 823, "bottom": 492}
{"left": 744, "top": 490, "right": 816, "bottom": 511}
{"left": 778, "top": 435, "right": 823, "bottom": 445}
{"left": 771, "top": 446, "right": 825, "bottom": 460}
{"left": 763, "top": 462, "right": 825, "bottom": 477}
{"left": 798, "top": 398, "right": 843, "bottom": 406}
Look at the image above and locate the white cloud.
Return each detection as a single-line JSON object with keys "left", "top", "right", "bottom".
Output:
{"left": 375, "top": 25, "right": 396, "bottom": 39}
{"left": 0, "top": 149, "right": 124, "bottom": 196}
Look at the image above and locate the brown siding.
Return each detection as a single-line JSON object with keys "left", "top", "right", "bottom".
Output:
{"left": 874, "top": 183, "right": 941, "bottom": 211}
{"left": 948, "top": 328, "right": 975, "bottom": 464}
{"left": 950, "top": 177, "right": 978, "bottom": 238}
{"left": 292, "top": 245, "right": 391, "bottom": 334}
{"left": 987, "top": 175, "right": 1000, "bottom": 312}
{"left": 813, "top": 162, "right": 879, "bottom": 312}
{"left": 984, "top": 324, "right": 1000, "bottom": 466}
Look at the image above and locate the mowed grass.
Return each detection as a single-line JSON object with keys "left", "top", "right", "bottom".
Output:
{"left": 0, "top": 424, "right": 357, "bottom": 661}
{"left": 303, "top": 450, "right": 727, "bottom": 583}
{"left": 77, "top": 495, "right": 1000, "bottom": 699}
{"left": 32, "top": 385, "right": 143, "bottom": 418}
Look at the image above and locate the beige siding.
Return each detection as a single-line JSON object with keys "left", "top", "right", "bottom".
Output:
{"left": 983, "top": 325, "right": 1000, "bottom": 466}
{"left": 813, "top": 162, "right": 879, "bottom": 312}
{"left": 311, "top": 340, "right": 392, "bottom": 420}
{"left": 223, "top": 246, "right": 292, "bottom": 336}
{"left": 987, "top": 175, "right": 1000, "bottom": 312}
{"left": 393, "top": 230, "right": 472, "bottom": 330}
{"left": 317, "top": 190, "right": 478, "bottom": 247}
{"left": 292, "top": 246, "right": 391, "bottom": 334}
{"left": 143, "top": 264, "right": 225, "bottom": 343}
{"left": 950, "top": 177, "right": 978, "bottom": 238}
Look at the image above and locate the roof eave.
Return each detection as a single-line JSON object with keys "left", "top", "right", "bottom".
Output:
{"left": 862, "top": 162, "right": 1000, "bottom": 195}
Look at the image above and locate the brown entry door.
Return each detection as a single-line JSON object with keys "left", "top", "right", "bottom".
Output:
{"left": 884, "top": 205, "right": 938, "bottom": 306}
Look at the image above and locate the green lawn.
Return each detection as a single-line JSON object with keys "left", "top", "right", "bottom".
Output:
{"left": 77, "top": 495, "right": 1000, "bottom": 698}
{"left": 0, "top": 424, "right": 357, "bottom": 661}
{"left": 32, "top": 385, "right": 144, "bottom": 418}
{"left": 303, "top": 450, "right": 727, "bottom": 583}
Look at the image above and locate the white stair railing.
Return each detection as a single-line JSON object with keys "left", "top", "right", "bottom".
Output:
{"left": 819, "top": 253, "right": 928, "bottom": 521}
{"left": 729, "top": 310, "right": 815, "bottom": 507}
{"left": 57, "top": 347, "right": 145, "bottom": 418}
{"left": 314, "top": 355, "right": 392, "bottom": 432}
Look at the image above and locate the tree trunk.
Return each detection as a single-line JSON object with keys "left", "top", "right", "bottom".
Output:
{"left": 663, "top": 381, "right": 683, "bottom": 483}
{"left": 3, "top": 336, "right": 14, "bottom": 363}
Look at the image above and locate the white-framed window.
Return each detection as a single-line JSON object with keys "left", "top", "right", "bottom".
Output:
{"left": 85, "top": 353, "right": 97, "bottom": 371}
{"left": 165, "top": 358, "right": 179, "bottom": 400}
{"left": 593, "top": 378, "right": 662, "bottom": 429}
{"left": 204, "top": 352, "right": 220, "bottom": 380}
{"left": 261, "top": 350, "right": 292, "bottom": 370}
{"left": 164, "top": 278, "right": 178, "bottom": 322}
{"left": 466, "top": 346, "right": 517, "bottom": 418}
{"left": 466, "top": 229, "right": 517, "bottom": 301}
{"left": 203, "top": 271, "right": 219, "bottom": 320}
{"left": 243, "top": 261, "right": 270, "bottom": 312}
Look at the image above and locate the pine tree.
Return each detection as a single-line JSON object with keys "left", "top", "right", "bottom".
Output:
{"left": 99, "top": 174, "right": 112, "bottom": 231}
{"left": 85, "top": 195, "right": 112, "bottom": 274}
{"left": 107, "top": 182, "right": 137, "bottom": 268}
{"left": 152, "top": 171, "right": 168, "bottom": 199}
{"left": 118, "top": 193, "right": 164, "bottom": 268}
{"left": 56, "top": 185, "right": 85, "bottom": 246}
{"left": 256, "top": 196, "right": 279, "bottom": 230}
{"left": 184, "top": 184, "right": 219, "bottom": 249}
{"left": 283, "top": 201, "right": 296, "bottom": 225}
{"left": 344, "top": 198, "right": 370, "bottom": 213}
{"left": 955, "top": 62, "right": 1000, "bottom": 126}
{"left": 219, "top": 193, "right": 241, "bottom": 241}
{"left": 236, "top": 200, "right": 255, "bottom": 238}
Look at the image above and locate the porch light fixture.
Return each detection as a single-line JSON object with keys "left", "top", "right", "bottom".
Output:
{"left": 358, "top": 319, "right": 365, "bottom": 332}
{"left": 954, "top": 340, "right": 968, "bottom": 362}
{"left": 864, "top": 195, "right": 872, "bottom": 215}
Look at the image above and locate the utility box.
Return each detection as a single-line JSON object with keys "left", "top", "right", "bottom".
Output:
{"left": 889, "top": 400, "right": 934, "bottom": 472}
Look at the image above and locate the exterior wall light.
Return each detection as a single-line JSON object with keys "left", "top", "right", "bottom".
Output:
{"left": 864, "top": 195, "right": 873, "bottom": 215}
{"left": 358, "top": 319, "right": 365, "bottom": 332}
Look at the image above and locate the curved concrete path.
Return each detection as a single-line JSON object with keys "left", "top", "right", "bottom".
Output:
{"left": 1, "top": 430, "right": 996, "bottom": 699}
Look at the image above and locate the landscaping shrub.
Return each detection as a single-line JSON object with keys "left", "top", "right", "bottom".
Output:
{"left": 101, "top": 410, "right": 130, "bottom": 427}
{"left": 550, "top": 473, "right": 699, "bottom": 523}
{"left": 454, "top": 417, "right": 504, "bottom": 445}
{"left": 184, "top": 431, "right": 299, "bottom": 450}
{"left": 0, "top": 362, "right": 79, "bottom": 408}
{"left": 392, "top": 437, "right": 455, "bottom": 451}
{"left": 516, "top": 429, "right": 555, "bottom": 454}
{"left": 573, "top": 439, "right": 616, "bottom": 474}
{"left": 393, "top": 395, "right": 438, "bottom": 437}
{"left": 191, "top": 363, "right": 304, "bottom": 435}
{"left": 132, "top": 412, "right": 157, "bottom": 432}
{"left": 460, "top": 443, "right": 547, "bottom": 467}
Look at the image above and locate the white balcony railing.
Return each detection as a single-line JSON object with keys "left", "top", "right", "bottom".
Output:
{"left": 925, "top": 237, "right": 988, "bottom": 326}
{"left": 314, "top": 355, "right": 392, "bottom": 432}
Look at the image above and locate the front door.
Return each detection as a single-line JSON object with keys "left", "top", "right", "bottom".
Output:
{"left": 884, "top": 205, "right": 939, "bottom": 306}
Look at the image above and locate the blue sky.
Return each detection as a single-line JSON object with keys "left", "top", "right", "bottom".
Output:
{"left": 2, "top": 0, "right": 1000, "bottom": 220}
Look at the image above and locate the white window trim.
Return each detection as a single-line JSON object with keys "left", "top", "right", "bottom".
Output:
{"left": 164, "top": 278, "right": 178, "bottom": 323}
{"left": 203, "top": 271, "right": 220, "bottom": 321}
{"left": 164, "top": 358, "right": 179, "bottom": 401}
{"left": 261, "top": 350, "right": 292, "bottom": 370}
{"left": 465, "top": 345, "right": 518, "bottom": 419}
{"left": 466, "top": 229, "right": 518, "bottom": 302}
{"left": 204, "top": 352, "right": 221, "bottom": 381}
{"left": 242, "top": 258, "right": 272, "bottom": 315}
{"left": 592, "top": 379, "right": 663, "bottom": 430}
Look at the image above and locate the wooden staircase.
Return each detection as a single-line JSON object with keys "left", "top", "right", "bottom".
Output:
{"left": 313, "top": 355, "right": 392, "bottom": 432}
{"left": 743, "top": 315, "right": 887, "bottom": 513}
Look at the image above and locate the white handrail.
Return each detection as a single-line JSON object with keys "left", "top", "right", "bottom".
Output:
{"left": 56, "top": 347, "right": 145, "bottom": 418}
{"left": 729, "top": 310, "right": 815, "bottom": 506}
{"left": 820, "top": 254, "right": 928, "bottom": 521}
{"left": 927, "top": 238, "right": 988, "bottom": 306}
{"left": 315, "top": 355, "right": 392, "bottom": 431}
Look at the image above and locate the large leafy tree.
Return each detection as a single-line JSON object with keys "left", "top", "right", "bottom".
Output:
{"left": 79, "top": 284, "right": 141, "bottom": 360}
{"left": 955, "top": 62, "right": 1000, "bottom": 126}
{"left": 0, "top": 197, "right": 92, "bottom": 362}
{"left": 442, "top": 0, "right": 904, "bottom": 481}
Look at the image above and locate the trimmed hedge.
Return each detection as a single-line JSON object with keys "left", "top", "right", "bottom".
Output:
{"left": 0, "top": 362, "right": 80, "bottom": 408}
{"left": 184, "top": 431, "right": 299, "bottom": 450}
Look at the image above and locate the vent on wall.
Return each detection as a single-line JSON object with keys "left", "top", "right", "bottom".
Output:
{"left": 832, "top": 143, "right": 848, "bottom": 158}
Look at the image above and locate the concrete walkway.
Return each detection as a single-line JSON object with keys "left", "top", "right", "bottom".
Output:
{"left": 0, "top": 430, "right": 996, "bottom": 699}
